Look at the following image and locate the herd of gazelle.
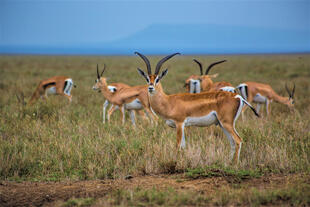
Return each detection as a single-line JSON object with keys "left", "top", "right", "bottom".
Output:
{"left": 25, "top": 53, "right": 296, "bottom": 162}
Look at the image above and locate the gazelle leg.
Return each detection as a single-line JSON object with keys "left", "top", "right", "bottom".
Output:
{"left": 61, "top": 94, "right": 72, "bottom": 103}
{"left": 256, "top": 103, "right": 261, "bottom": 114}
{"left": 137, "top": 110, "right": 148, "bottom": 121}
{"left": 129, "top": 110, "right": 136, "bottom": 127}
{"left": 107, "top": 104, "right": 116, "bottom": 121}
{"left": 144, "top": 107, "right": 159, "bottom": 123}
{"left": 176, "top": 122, "right": 186, "bottom": 149}
{"left": 103, "top": 100, "right": 109, "bottom": 124}
{"left": 266, "top": 99, "right": 270, "bottom": 116}
{"left": 220, "top": 123, "right": 243, "bottom": 163}
{"left": 119, "top": 105, "right": 125, "bottom": 124}
{"left": 241, "top": 107, "right": 247, "bottom": 121}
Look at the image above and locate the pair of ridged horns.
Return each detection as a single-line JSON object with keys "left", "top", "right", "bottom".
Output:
{"left": 285, "top": 83, "right": 295, "bottom": 98}
{"left": 193, "top": 59, "right": 227, "bottom": 75}
{"left": 135, "top": 52, "right": 181, "bottom": 75}
{"left": 97, "top": 64, "right": 106, "bottom": 79}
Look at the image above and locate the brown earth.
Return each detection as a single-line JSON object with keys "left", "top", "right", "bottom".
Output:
{"left": 0, "top": 173, "right": 308, "bottom": 207}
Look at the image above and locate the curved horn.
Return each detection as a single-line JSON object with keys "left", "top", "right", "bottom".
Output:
{"left": 292, "top": 83, "right": 295, "bottom": 98}
{"left": 97, "top": 64, "right": 100, "bottom": 79}
{"left": 101, "top": 64, "right": 106, "bottom": 77}
{"left": 193, "top": 59, "right": 203, "bottom": 75}
{"left": 205, "top": 60, "right": 227, "bottom": 75}
{"left": 155, "top": 53, "right": 180, "bottom": 75}
{"left": 285, "top": 83, "right": 292, "bottom": 97}
{"left": 134, "top": 52, "right": 152, "bottom": 75}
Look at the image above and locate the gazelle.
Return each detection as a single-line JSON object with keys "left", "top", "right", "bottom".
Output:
{"left": 28, "top": 76, "right": 75, "bottom": 105}
{"left": 100, "top": 82, "right": 147, "bottom": 125}
{"left": 135, "top": 52, "right": 259, "bottom": 162}
{"left": 92, "top": 64, "right": 157, "bottom": 126}
{"left": 236, "top": 82, "right": 295, "bottom": 116}
{"left": 184, "top": 59, "right": 232, "bottom": 93}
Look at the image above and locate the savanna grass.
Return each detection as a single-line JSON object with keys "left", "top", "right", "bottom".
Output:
{"left": 0, "top": 54, "right": 309, "bottom": 181}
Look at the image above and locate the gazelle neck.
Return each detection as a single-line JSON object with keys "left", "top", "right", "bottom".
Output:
{"left": 272, "top": 92, "right": 290, "bottom": 105}
{"left": 100, "top": 79, "right": 114, "bottom": 100}
{"left": 148, "top": 83, "right": 172, "bottom": 118}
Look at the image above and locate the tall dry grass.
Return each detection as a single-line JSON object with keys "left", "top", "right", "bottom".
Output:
{"left": 0, "top": 54, "right": 309, "bottom": 180}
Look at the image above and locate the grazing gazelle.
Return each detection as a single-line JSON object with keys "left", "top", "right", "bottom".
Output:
{"left": 135, "top": 52, "right": 259, "bottom": 162}
{"left": 236, "top": 82, "right": 295, "bottom": 116}
{"left": 92, "top": 64, "right": 157, "bottom": 126}
{"left": 184, "top": 59, "right": 232, "bottom": 93}
{"left": 28, "top": 76, "right": 75, "bottom": 105}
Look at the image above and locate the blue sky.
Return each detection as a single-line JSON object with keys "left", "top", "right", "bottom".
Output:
{"left": 0, "top": 0, "right": 309, "bottom": 54}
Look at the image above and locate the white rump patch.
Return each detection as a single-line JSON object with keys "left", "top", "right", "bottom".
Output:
{"left": 220, "top": 86, "right": 236, "bottom": 93}
{"left": 236, "top": 83, "right": 248, "bottom": 100}
{"left": 124, "top": 98, "right": 143, "bottom": 110}
{"left": 253, "top": 93, "right": 267, "bottom": 103}
{"left": 189, "top": 79, "right": 201, "bottom": 93}
{"left": 108, "top": 85, "right": 117, "bottom": 93}
{"left": 64, "top": 79, "right": 73, "bottom": 95}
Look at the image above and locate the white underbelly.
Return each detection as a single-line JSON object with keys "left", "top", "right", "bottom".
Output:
{"left": 46, "top": 86, "right": 56, "bottom": 95}
{"left": 185, "top": 111, "right": 218, "bottom": 127}
{"left": 125, "top": 99, "right": 143, "bottom": 110}
{"left": 253, "top": 93, "right": 267, "bottom": 103}
{"left": 165, "top": 111, "right": 218, "bottom": 128}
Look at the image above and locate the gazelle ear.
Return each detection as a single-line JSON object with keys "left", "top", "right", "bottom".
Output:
{"left": 137, "top": 68, "right": 150, "bottom": 83}
{"left": 158, "top": 69, "right": 168, "bottom": 81}
{"left": 209, "top": 73, "right": 219, "bottom": 78}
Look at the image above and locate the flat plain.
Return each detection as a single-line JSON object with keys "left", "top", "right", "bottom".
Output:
{"left": 0, "top": 54, "right": 309, "bottom": 206}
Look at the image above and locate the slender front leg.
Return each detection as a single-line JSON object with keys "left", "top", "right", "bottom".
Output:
{"left": 107, "top": 104, "right": 116, "bottom": 121}
{"left": 266, "top": 99, "right": 270, "bottom": 116}
{"left": 103, "top": 100, "right": 109, "bottom": 123}
{"left": 129, "top": 110, "right": 136, "bottom": 127}
{"left": 256, "top": 103, "right": 261, "bottom": 114}
{"left": 176, "top": 122, "right": 186, "bottom": 149}
{"left": 119, "top": 105, "right": 125, "bottom": 124}
{"left": 144, "top": 107, "right": 159, "bottom": 124}
{"left": 221, "top": 123, "right": 243, "bottom": 163}
{"left": 137, "top": 110, "right": 148, "bottom": 121}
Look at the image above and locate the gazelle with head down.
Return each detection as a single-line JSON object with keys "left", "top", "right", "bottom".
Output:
{"left": 135, "top": 52, "right": 259, "bottom": 162}
{"left": 184, "top": 59, "right": 234, "bottom": 93}
{"left": 236, "top": 82, "right": 295, "bottom": 116}
{"left": 28, "top": 76, "right": 75, "bottom": 105}
{"left": 92, "top": 64, "right": 157, "bottom": 126}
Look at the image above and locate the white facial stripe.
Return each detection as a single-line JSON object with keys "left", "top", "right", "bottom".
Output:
{"left": 155, "top": 77, "right": 159, "bottom": 84}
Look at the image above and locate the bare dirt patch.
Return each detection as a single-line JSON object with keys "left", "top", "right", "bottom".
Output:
{"left": 0, "top": 173, "right": 308, "bottom": 207}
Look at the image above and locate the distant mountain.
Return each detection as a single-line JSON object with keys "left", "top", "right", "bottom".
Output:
{"left": 1, "top": 24, "right": 309, "bottom": 55}
{"left": 102, "top": 23, "right": 309, "bottom": 54}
